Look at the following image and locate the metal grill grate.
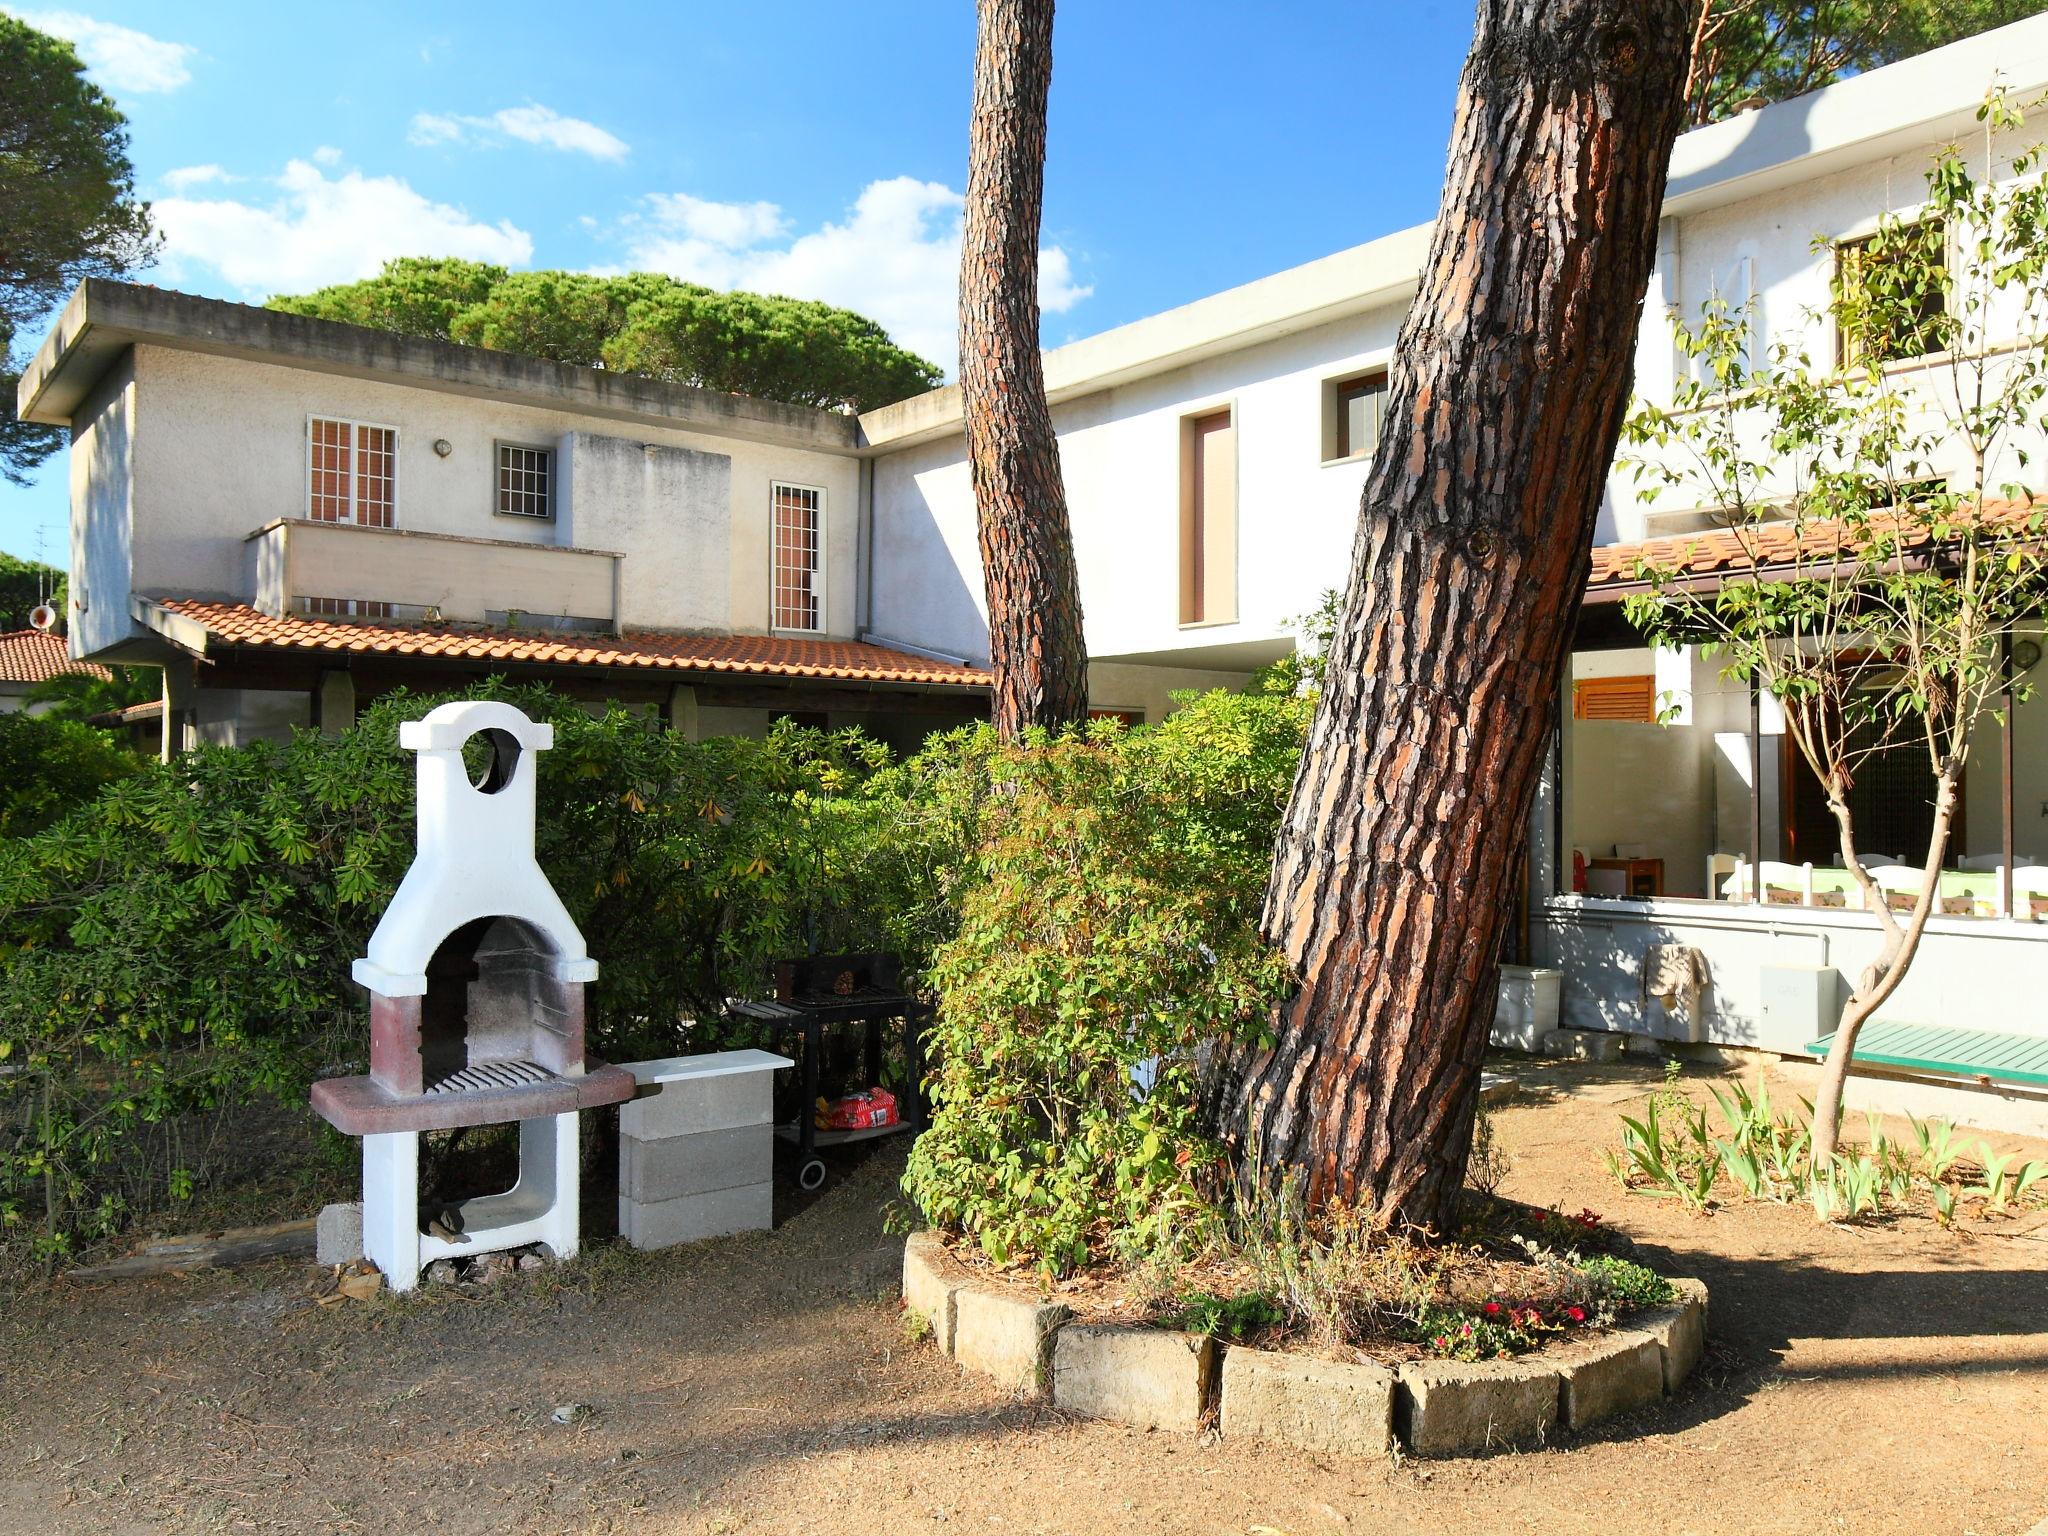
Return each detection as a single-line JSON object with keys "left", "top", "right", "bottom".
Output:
{"left": 424, "top": 1059, "right": 556, "bottom": 1096}
{"left": 771, "top": 483, "right": 821, "bottom": 631}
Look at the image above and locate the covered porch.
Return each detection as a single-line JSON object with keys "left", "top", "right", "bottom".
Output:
{"left": 1525, "top": 544, "right": 2048, "bottom": 1135}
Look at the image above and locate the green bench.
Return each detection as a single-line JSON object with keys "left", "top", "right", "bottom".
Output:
{"left": 1803, "top": 1020, "right": 2048, "bottom": 1087}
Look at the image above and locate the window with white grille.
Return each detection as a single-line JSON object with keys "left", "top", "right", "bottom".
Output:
{"left": 497, "top": 443, "right": 553, "bottom": 519}
{"left": 771, "top": 483, "right": 824, "bottom": 632}
{"left": 307, "top": 418, "right": 397, "bottom": 527}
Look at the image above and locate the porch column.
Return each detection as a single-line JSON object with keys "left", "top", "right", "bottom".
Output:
{"left": 1748, "top": 683, "right": 1763, "bottom": 905}
{"left": 2001, "top": 633, "right": 2016, "bottom": 919}
{"left": 666, "top": 683, "right": 700, "bottom": 740}
{"left": 316, "top": 669, "right": 356, "bottom": 739}
{"left": 160, "top": 659, "right": 197, "bottom": 762}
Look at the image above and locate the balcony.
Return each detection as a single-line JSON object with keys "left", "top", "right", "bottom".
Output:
{"left": 244, "top": 519, "right": 623, "bottom": 633}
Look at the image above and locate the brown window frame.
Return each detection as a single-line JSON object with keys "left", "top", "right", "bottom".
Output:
{"left": 1179, "top": 407, "right": 1238, "bottom": 627}
{"left": 1330, "top": 369, "right": 1390, "bottom": 462}
{"left": 1834, "top": 218, "right": 1950, "bottom": 370}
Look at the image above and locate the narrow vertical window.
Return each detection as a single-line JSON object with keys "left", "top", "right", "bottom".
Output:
{"left": 1180, "top": 409, "right": 1237, "bottom": 625}
{"left": 308, "top": 418, "right": 352, "bottom": 522}
{"left": 354, "top": 425, "right": 396, "bottom": 528}
{"left": 307, "top": 417, "right": 398, "bottom": 526}
{"left": 771, "top": 482, "right": 823, "bottom": 632}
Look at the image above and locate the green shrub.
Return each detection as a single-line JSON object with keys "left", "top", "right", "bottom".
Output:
{"left": 901, "top": 690, "right": 1308, "bottom": 1276}
{"left": 0, "top": 681, "right": 909, "bottom": 1255}
{"left": 1576, "top": 1253, "right": 1674, "bottom": 1311}
{"left": 0, "top": 710, "right": 138, "bottom": 838}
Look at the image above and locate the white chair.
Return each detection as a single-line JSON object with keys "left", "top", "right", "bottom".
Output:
{"left": 1866, "top": 864, "right": 1927, "bottom": 913}
{"left": 2013, "top": 866, "right": 2048, "bottom": 921}
{"left": 1723, "top": 859, "right": 1816, "bottom": 905}
{"left": 1958, "top": 853, "right": 2006, "bottom": 872}
{"left": 1706, "top": 853, "right": 1740, "bottom": 898}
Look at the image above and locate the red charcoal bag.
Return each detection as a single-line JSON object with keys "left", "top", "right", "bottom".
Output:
{"left": 817, "top": 1086, "right": 898, "bottom": 1131}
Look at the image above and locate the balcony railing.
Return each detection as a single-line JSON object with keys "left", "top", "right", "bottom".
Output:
{"left": 244, "top": 519, "right": 623, "bottom": 633}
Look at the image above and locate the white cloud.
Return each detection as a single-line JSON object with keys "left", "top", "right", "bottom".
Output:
{"left": 408, "top": 104, "right": 628, "bottom": 162}
{"left": 155, "top": 159, "right": 533, "bottom": 297}
{"left": 311, "top": 144, "right": 343, "bottom": 167}
{"left": 6, "top": 8, "right": 193, "bottom": 92}
{"left": 616, "top": 177, "right": 1091, "bottom": 375}
{"left": 161, "top": 163, "right": 232, "bottom": 192}
{"left": 642, "top": 192, "right": 787, "bottom": 249}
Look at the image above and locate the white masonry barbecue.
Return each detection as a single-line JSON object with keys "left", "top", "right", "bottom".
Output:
{"left": 310, "top": 701, "right": 634, "bottom": 1291}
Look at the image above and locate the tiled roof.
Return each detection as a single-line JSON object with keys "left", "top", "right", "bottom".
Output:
{"left": 0, "top": 628, "right": 112, "bottom": 686}
{"left": 1586, "top": 497, "right": 2045, "bottom": 590}
{"left": 151, "top": 601, "right": 992, "bottom": 689}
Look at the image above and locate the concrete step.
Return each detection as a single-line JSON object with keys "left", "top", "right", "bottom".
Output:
{"left": 1541, "top": 1028, "right": 1627, "bottom": 1064}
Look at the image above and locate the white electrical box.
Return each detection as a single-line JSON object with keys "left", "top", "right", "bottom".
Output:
{"left": 1758, "top": 964, "right": 1840, "bottom": 1052}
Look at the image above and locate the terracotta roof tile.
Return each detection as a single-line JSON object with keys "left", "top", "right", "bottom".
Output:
{"left": 1586, "top": 496, "right": 2045, "bottom": 589}
{"left": 0, "top": 628, "right": 113, "bottom": 686}
{"left": 151, "top": 601, "right": 992, "bottom": 689}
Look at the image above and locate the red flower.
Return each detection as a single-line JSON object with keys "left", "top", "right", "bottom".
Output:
{"left": 1566, "top": 1305, "right": 1587, "bottom": 1323}
{"left": 1483, "top": 1301, "right": 1503, "bottom": 1315}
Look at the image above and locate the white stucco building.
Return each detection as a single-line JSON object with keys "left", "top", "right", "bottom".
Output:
{"left": 20, "top": 14, "right": 2048, "bottom": 1128}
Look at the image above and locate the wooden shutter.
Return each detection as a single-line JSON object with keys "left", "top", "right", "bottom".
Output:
{"left": 1573, "top": 674, "right": 1655, "bottom": 722}
{"left": 1180, "top": 409, "right": 1236, "bottom": 625}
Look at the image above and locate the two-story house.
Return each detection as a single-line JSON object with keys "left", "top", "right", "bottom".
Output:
{"left": 16, "top": 285, "right": 995, "bottom": 755}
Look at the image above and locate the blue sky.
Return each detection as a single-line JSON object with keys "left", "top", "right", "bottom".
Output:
{"left": 2, "top": 1, "right": 1478, "bottom": 566}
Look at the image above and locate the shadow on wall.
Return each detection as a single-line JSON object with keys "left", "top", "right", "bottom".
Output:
{"left": 1540, "top": 909, "right": 1767, "bottom": 1049}
{"left": 867, "top": 449, "right": 991, "bottom": 665}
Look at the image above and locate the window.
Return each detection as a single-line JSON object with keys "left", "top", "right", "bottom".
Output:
{"left": 1328, "top": 370, "right": 1389, "bottom": 462}
{"left": 1573, "top": 674, "right": 1656, "bottom": 722}
{"left": 771, "top": 482, "right": 824, "bottom": 632}
{"left": 301, "top": 597, "right": 395, "bottom": 620}
{"left": 307, "top": 417, "right": 396, "bottom": 527}
{"left": 1180, "top": 408, "right": 1237, "bottom": 625}
{"left": 496, "top": 444, "right": 553, "bottom": 520}
{"left": 1835, "top": 219, "right": 1949, "bottom": 368}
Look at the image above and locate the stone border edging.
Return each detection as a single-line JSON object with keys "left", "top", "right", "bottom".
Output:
{"left": 901, "top": 1233, "right": 1708, "bottom": 1457}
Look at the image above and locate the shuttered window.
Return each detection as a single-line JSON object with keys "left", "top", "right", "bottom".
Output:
{"left": 1180, "top": 409, "right": 1237, "bottom": 625}
{"left": 1573, "top": 674, "right": 1656, "bottom": 722}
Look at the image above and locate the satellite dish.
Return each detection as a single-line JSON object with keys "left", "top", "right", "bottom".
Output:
{"left": 28, "top": 604, "right": 58, "bottom": 632}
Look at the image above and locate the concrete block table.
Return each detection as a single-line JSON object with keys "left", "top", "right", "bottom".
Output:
{"left": 618, "top": 1050, "right": 790, "bottom": 1249}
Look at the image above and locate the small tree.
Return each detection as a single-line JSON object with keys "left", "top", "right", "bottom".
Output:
{"left": 1620, "top": 88, "right": 2048, "bottom": 1166}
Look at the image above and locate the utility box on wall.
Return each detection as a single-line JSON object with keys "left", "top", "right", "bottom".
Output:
{"left": 1758, "top": 964, "right": 1840, "bottom": 1052}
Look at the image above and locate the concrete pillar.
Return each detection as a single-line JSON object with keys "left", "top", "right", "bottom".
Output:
{"left": 666, "top": 683, "right": 699, "bottom": 740}
{"left": 317, "top": 669, "right": 357, "bottom": 738}
{"left": 160, "top": 660, "right": 197, "bottom": 761}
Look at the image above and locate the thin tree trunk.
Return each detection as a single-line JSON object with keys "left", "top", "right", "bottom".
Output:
{"left": 959, "top": 0, "right": 1089, "bottom": 740}
{"left": 1203, "top": 0, "right": 1695, "bottom": 1234}
{"left": 1809, "top": 774, "right": 1958, "bottom": 1165}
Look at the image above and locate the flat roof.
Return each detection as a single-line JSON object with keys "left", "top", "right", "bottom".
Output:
{"left": 858, "top": 13, "right": 2048, "bottom": 451}
{"left": 17, "top": 281, "right": 862, "bottom": 455}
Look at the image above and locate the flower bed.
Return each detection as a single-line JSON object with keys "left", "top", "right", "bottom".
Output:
{"left": 902, "top": 1221, "right": 1708, "bottom": 1457}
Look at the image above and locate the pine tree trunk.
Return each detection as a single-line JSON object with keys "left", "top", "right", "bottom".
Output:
{"left": 1202, "top": 0, "right": 1695, "bottom": 1234}
{"left": 959, "top": 0, "right": 1089, "bottom": 740}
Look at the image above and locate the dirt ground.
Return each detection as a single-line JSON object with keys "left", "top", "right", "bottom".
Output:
{"left": 4, "top": 1057, "right": 2046, "bottom": 1536}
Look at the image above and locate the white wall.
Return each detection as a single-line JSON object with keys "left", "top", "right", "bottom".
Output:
{"left": 108, "top": 346, "right": 861, "bottom": 648}
{"left": 67, "top": 351, "right": 135, "bottom": 659}
{"left": 870, "top": 304, "right": 1400, "bottom": 670}
{"left": 1615, "top": 122, "right": 2048, "bottom": 539}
